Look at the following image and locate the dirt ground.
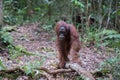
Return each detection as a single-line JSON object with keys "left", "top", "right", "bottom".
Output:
{"left": 0, "top": 22, "right": 113, "bottom": 80}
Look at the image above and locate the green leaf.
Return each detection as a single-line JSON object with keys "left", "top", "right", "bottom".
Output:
{"left": 117, "top": 9, "right": 120, "bottom": 15}
{"left": 0, "top": 60, "right": 6, "bottom": 70}
{"left": 22, "top": 66, "right": 32, "bottom": 75}
{"left": 103, "top": 34, "right": 120, "bottom": 40}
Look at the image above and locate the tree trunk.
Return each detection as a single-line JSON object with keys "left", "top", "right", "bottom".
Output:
{"left": 0, "top": 0, "right": 3, "bottom": 27}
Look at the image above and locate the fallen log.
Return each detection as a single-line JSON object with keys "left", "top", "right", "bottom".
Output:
{"left": 39, "top": 67, "right": 75, "bottom": 74}
{"left": 39, "top": 62, "right": 112, "bottom": 80}
{"left": 65, "top": 63, "right": 95, "bottom": 80}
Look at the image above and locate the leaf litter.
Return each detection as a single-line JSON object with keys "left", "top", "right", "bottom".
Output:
{"left": 0, "top": 22, "right": 114, "bottom": 80}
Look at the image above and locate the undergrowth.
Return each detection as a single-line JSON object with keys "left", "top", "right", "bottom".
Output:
{"left": 0, "top": 26, "right": 33, "bottom": 59}
{"left": 100, "top": 49, "right": 120, "bottom": 80}
{"left": 82, "top": 27, "right": 120, "bottom": 80}
{"left": 82, "top": 28, "right": 120, "bottom": 49}
{"left": 0, "top": 26, "right": 46, "bottom": 79}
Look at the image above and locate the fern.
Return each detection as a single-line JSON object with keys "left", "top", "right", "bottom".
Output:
{"left": 0, "top": 32, "right": 13, "bottom": 44}
{"left": 83, "top": 28, "right": 120, "bottom": 48}
{"left": 0, "top": 26, "right": 16, "bottom": 45}
{"left": 101, "top": 33, "right": 120, "bottom": 48}
{"left": 103, "top": 34, "right": 120, "bottom": 40}
{"left": 100, "top": 50, "right": 120, "bottom": 80}
{"left": 98, "top": 29, "right": 118, "bottom": 36}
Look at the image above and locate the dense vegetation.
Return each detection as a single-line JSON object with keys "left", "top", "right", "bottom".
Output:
{"left": 0, "top": 0, "right": 120, "bottom": 80}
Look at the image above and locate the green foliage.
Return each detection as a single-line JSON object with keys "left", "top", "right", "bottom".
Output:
{"left": 98, "top": 29, "right": 118, "bottom": 35}
{"left": 21, "top": 59, "right": 45, "bottom": 78}
{"left": 22, "top": 65, "right": 35, "bottom": 76}
{"left": 51, "top": 37, "right": 56, "bottom": 41}
{"left": 100, "top": 49, "right": 120, "bottom": 80}
{"left": 103, "top": 34, "right": 120, "bottom": 39}
{"left": 0, "top": 26, "right": 14, "bottom": 45}
{"left": 82, "top": 28, "right": 102, "bottom": 46}
{"left": 102, "top": 33, "right": 120, "bottom": 47}
{"left": 71, "top": 0, "right": 85, "bottom": 13}
{"left": 4, "top": 15, "right": 17, "bottom": 25}
{"left": 3, "top": 0, "right": 17, "bottom": 25}
{"left": 75, "top": 75, "right": 84, "bottom": 80}
{"left": 0, "top": 26, "right": 33, "bottom": 59}
{"left": 3, "top": 0, "right": 120, "bottom": 32}
{"left": 0, "top": 31, "right": 13, "bottom": 44}
{"left": 101, "top": 30, "right": 120, "bottom": 48}
{"left": 83, "top": 28, "right": 120, "bottom": 48}
{"left": 42, "top": 24, "right": 53, "bottom": 31}
{"left": 97, "top": 29, "right": 119, "bottom": 47}
{"left": 20, "top": 52, "right": 46, "bottom": 78}
{"left": 3, "top": 0, "right": 28, "bottom": 25}
{"left": 0, "top": 60, "right": 6, "bottom": 70}
{"left": 71, "top": 0, "right": 84, "bottom": 8}
{"left": 7, "top": 45, "right": 33, "bottom": 59}
{"left": 0, "top": 77, "right": 2, "bottom": 80}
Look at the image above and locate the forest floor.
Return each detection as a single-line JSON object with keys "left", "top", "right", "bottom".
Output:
{"left": 0, "top": 22, "right": 114, "bottom": 80}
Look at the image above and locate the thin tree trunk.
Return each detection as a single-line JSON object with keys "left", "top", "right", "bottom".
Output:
{"left": 0, "top": 0, "right": 3, "bottom": 27}
{"left": 106, "top": 0, "right": 112, "bottom": 28}
{"left": 98, "top": 0, "right": 102, "bottom": 30}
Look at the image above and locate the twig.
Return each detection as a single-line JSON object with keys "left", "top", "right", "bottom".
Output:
{"left": 0, "top": 67, "right": 25, "bottom": 75}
